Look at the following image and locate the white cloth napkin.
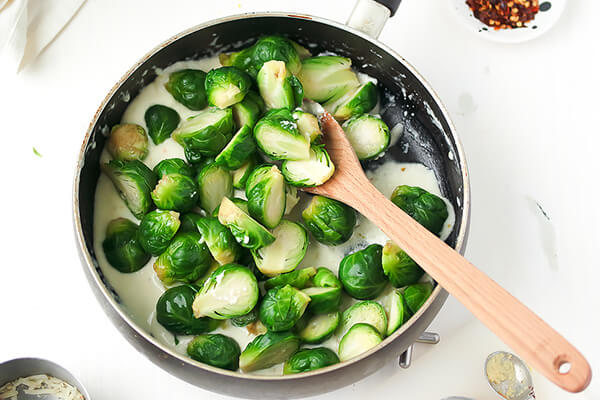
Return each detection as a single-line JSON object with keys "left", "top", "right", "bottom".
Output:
{"left": 0, "top": 0, "right": 85, "bottom": 73}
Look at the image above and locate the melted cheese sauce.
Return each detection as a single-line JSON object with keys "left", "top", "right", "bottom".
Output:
{"left": 93, "top": 58, "right": 455, "bottom": 375}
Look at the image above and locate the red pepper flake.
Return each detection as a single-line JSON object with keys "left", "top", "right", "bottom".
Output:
{"left": 466, "top": 0, "right": 540, "bottom": 30}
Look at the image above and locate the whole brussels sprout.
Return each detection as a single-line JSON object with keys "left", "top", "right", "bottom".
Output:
{"left": 138, "top": 210, "right": 180, "bottom": 256}
{"left": 313, "top": 267, "right": 342, "bottom": 288}
{"left": 187, "top": 334, "right": 241, "bottom": 371}
{"left": 144, "top": 104, "right": 181, "bottom": 144}
{"left": 232, "top": 91, "right": 265, "bottom": 130}
{"left": 196, "top": 163, "right": 233, "bottom": 214}
{"left": 205, "top": 66, "right": 252, "bottom": 109}
{"left": 232, "top": 155, "right": 258, "bottom": 190}
{"left": 301, "top": 195, "right": 356, "bottom": 245}
{"left": 259, "top": 284, "right": 311, "bottom": 332}
{"left": 107, "top": 123, "right": 148, "bottom": 161}
{"left": 281, "top": 145, "right": 335, "bottom": 188}
{"left": 214, "top": 125, "right": 256, "bottom": 170}
{"left": 102, "top": 160, "right": 157, "bottom": 219}
{"left": 283, "top": 347, "right": 339, "bottom": 374}
{"left": 231, "top": 306, "right": 259, "bottom": 327}
{"left": 173, "top": 107, "right": 235, "bottom": 159}
{"left": 297, "top": 56, "right": 360, "bottom": 103}
{"left": 338, "top": 244, "right": 387, "bottom": 299}
{"left": 154, "top": 232, "right": 213, "bottom": 285}
{"left": 151, "top": 173, "right": 198, "bottom": 213}
{"left": 165, "top": 69, "right": 207, "bottom": 110}
{"left": 403, "top": 282, "right": 433, "bottom": 314}
{"left": 257, "top": 60, "right": 303, "bottom": 110}
{"left": 253, "top": 108, "right": 310, "bottom": 161}
{"left": 196, "top": 217, "right": 242, "bottom": 265}
{"left": 219, "top": 35, "right": 302, "bottom": 79}
{"left": 264, "top": 267, "right": 317, "bottom": 290}
{"left": 218, "top": 197, "right": 275, "bottom": 250}
{"left": 239, "top": 330, "right": 301, "bottom": 372}
{"left": 326, "top": 82, "right": 378, "bottom": 121}
{"left": 246, "top": 165, "right": 286, "bottom": 229}
{"left": 102, "top": 218, "right": 150, "bottom": 273}
{"left": 156, "top": 284, "right": 219, "bottom": 335}
{"left": 293, "top": 110, "right": 322, "bottom": 143}
{"left": 342, "top": 114, "right": 390, "bottom": 161}
{"left": 382, "top": 240, "right": 424, "bottom": 287}
{"left": 390, "top": 185, "right": 448, "bottom": 235}
{"left": 251, "top": 220, "right": 308, "bottom": 276}
{"left": 153, "top": 158, "right": 195, "bottom": 179}
{"left": 179, "top": 212, "right": 202, "bottom": 233}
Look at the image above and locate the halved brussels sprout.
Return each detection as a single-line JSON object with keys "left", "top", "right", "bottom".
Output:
{"left": 151, "top": 173, "right": 198, "bottom": 213}
{"left": 281, "top": 145, "right": 335, "bottom": 187}
{"left": 165, "top": 69, "right": 207, "bottom": 110}
{"left": 231, "top": 306, "right": 259, "bottom": 327}
{"left": 138, "top": 210, "right": 180, "bottom": 256}
{"left": 338, "top": 244, "right": 387, "bottom": 299}
{"left": 156, "top": 284, "right": 219, "bottom": 335}
{"left": 239, "top": 330, "right": 301, "bottom": 372}
{"left": 384, "top": 289, "right": 409, "bottom": 336}
{"left": 195, "top": 217, "right": 242, "bottom": 265}
{"left": 196, "top": 163, "right": 233, "bottom": 214}
{"left": 326, "top": 82, "right": 378, "bottom": 121}
{"left": 179, "top": 212, "right": 202, "bottom": 233}
{"left": 301, "top": 195, "right": 356, "bottom": 245}
{"left": 251, "top": 220, "right": 308, "bottom": 276}
{"left": 187, "top": 334, "right": 241, "bottom": 371}
{"left": 298, "top": 311, "right": 340, "bottom": 344}
{"left": 342, "top": 114, "right": 390, "bottom": 160}
{"left": 192, "top": 263, "right": 259, "bottom": 319}
{"left": 172, "top": 107, "right": 235, "bottom": 158}
{"left": 214, "top": 125, "right": 256, "bottom": 170}
{"left": 144, "top": 105, "right": 181, "bottom": 144}
{"left": 339, "top": 300, "right": 388, "bottom": 338}
{"left": 338, "top": 323, "right": 382, "bottom": 362}
{"left": 313, "top": 267, "right": 342, "bottom": 288}
{"left": 102, "top": 218, "right": 150, "bottom": 273}
{"left": 246, "top": 165, "right": 286, "bottom": 229}
{"left": 403, "top": 282, "right": 433, "bottom": 314}
{"left": 259, "top": 285, "right": 311, "bottom": 332}
{"left": 297, "top": 56, "right": 360, "bottom": 103}
{"left": 107, "top": 123, "right": 148, "bottom": 161}
{"left": 382, "top": 240, "right": 424, "bottom": 287}
{"left": 291, "top": 40, "right": 312, "bottom": 60}
{"left": 302, "top": 286, "right": 342, "bottom": 315}
{"left": 293, "top": 110, "right": 322, "bottom": 143}
{"left": 264, "top": 267, "right": 317, "bottom": 290}
{"left": 257, "top": 60, "right": 303, "bottom": 110}
{"left": 205, "top": 66, "right": 252, "bottom": 109}
{"left": 212, "top": 198, "right": 248, "bottom": 217}
{"left": 232, "top": 155, "right": 258, "bottom": 189}
{"left": 283, "top": 347, "right": 339, "bottom": 374}
{"left": 218, "top": 197, "right": 275, "bottom": 250}
{"left": 102, "top": 160, "right": 157, "bottom": 219}
{"left": 219, "top": 36, "right": 302, "bottom": 79}
{"left": 154, "top": 232, "right": 213, "bottom": 285}
{"left": 233, "top": 91, "right": 265, "bottom": 130}
{"left": 390, "top": 185, "right": 448, "bottom": 235}
{"left": 253, "top": 108, "right": 310, "bottom": 161}
{"left": 153, "top": 158, "right": 195, "bottom": 179}
{"left": 284, "top": 185, "right": 300, "bottom": 215}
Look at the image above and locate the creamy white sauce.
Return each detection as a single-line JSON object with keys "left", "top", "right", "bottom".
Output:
{"left": 93, "top": 58, "right": 455, "bottom": 376}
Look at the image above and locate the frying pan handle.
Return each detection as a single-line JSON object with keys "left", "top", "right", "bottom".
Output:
{"left": 346, "top": 0, "right": 402, "bottom": 38}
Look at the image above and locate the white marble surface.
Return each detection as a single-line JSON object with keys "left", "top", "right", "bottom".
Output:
{"left": 0, "top": 0, "right": 598, "bottom": 399}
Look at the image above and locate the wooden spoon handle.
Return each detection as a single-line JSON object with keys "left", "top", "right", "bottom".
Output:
{"left": 348, "top": 180, "right": 591, "bottom": 393}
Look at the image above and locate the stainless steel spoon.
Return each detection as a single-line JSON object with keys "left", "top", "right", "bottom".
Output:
{"left": 485, "top": 351, "right": 535, "bottom": 400}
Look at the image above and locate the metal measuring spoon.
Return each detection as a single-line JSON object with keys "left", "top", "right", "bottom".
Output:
{"left": 485, "top": 351, "right": 535, "bottom": 400}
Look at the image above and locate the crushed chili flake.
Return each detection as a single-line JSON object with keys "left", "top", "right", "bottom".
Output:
{"left": 466, "top": 0, "right": 540, "bottom": 30}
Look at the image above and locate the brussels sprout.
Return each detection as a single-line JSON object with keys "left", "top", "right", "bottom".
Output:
{"left": 102, "top": 218, "right": 150, "bottom": 273}
{"left": 151, "top": 173, "right": 198, "bottom": 213}
{"left": 252, "top": 220, "right": 308, "bottom": 276}
{"left": 205, "top": 66, "right": 252, "bottom": 109}
{"left": 313, "top": 267, "right": 342, "bottom": 288}
{"left": 259, "top": 285, "right": 311, "bottom": 332}
{"left": 338, "top": 244, "right": 387, "bottom": 299}
{"left": 239, "top": 330, "right": 301, "bottom": 372}
{"left": 281, "top": 145, "right": 335, "bottom": 187}
{"left": 403, "top": 282, "right": 433, "bottom": 314}
{"left": 390, "top": 185, "right": 449, "bottom": 235}
{"left": 138, "top": 210, "right": 181, "bottom": 256}
{"left": 153, "top": 158, "right": 195, "bottom": 179}
{"left": 154, "top": 232, "right": 213, "bottom": 284}
{"left": 214, "top": 125, "right": 255, "bottom": 170}
{"left": 195, "top": 217, "right": 242, "bottom": 265}
{"left": 102, "top": 160, "right": 157, "bottom": 219}
{"left": 264, "top": 267, "right": 317, "bottom": 290}
{"left": 301, "top": 195, "right": 356, "bottom": 245}
{"left": 144, "top": 105, "right": 181, "bottom": 144}
{"left": 233, "top": 91, "right": 265, "bottom": 130}
{"left": 338, "top": 323, "right": 382, "bottom": 362}
{"left": 195, "top": 259, "right": 222, "bottom": 287}
{"left": 232, "top": 155, "right": 258, "bottom": 189}
{"left": 212, "top": 198, "right": 248, "bottom": 217}
{"left": 342, "top": 114, "right": 390, "bottom": 160}
{"left": 156, "top": 284, "right": 219, "bottom": 335}
{"left": 326, "top": 82, "right": 378, "bottom": 121}
{"left": 298, "top": 311, "right": 340, "bottom": 344}
{"left": 384, "top": 289, "right": 409, "bottom": 336}
{"left": 293, "top": 110, "right": 322, "bottom": 143}
{"left": 257, "top": 60, "right": 303, "bottom": 110}
{"left": 339, "top": 300, "right": 388, "bottom": 338}
{"left": 172, "top": 107, "right": 235, "bottom": 158}
{"left": 107, "top": 123, "right": 149, "bottom": 161}
{"left": 382, "top": 240, "right": 424, "bottom": 288}
{"left": 291, "top": 40, "right": 312, "bottom": 60}
{"left": 302, "top": 287, "right": 342, "bottom": 315}
{"left": 195, "top": 163, "right": 233, "bottom": 214}
{"left": 179, "top": 212, "right": 202, "bottom": 233}
{"left": 284, "top": 185, "right": 300, "bottom": 215}
{"left": 218, "top": 197, "right": 275, "bottom": 250}
{"left": 187, "top": 334, "right": 241, "bottom": 371}
{"left": 231, "top": 306, "right": 259, "bottom": 327}
{"left": 253, "top": 108, "right": 310, "bottom": 161}
{"left": 219, "top": 36, "right": 301, "bottom": 79}
{"left": 297, "top": 56, "right": 360, "bottom": 103}
{"left": 165, "top": 69, "right": 208, "bottom": 110}
{"left": 284, "top": 347, "right": 339, "bottom": 374}
{"left": 246, "top": 165, "right": 286, "bottom": 229}
{"left": 192, "top": 264, "right": 259, "bottom": 319}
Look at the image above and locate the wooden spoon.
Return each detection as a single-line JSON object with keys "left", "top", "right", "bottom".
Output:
{"left": 304, "top": 112, "right": 592, "bottom": 393}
